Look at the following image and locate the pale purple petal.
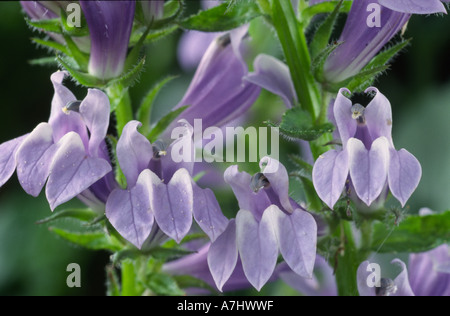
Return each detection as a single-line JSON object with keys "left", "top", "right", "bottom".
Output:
{"left": 388, "top": 148, "right": 422, "bottom": 207}
{"left": 391, "top": 259, "right": 415, "bottom": 296}
{"left": 192, "top": 181, "right": 229, "bottom": 242}
{"left": 140, "top": 0, "right": 164, "bottom": 23}
{"left": 117, "top": 121, "right": 153, "bottom": 187}
{"left": 16, "top": 123, "right": 57, "bottom": 197}
{"left": 245, "top": 54, "right": 297, "bottom": 107}
{"left": 236, "top": 209, "right": 278, "bottom": 291}
{"left": 105, "top": 171, "right": 154, "bottom": 249}
{"left": 150, "top": 168, "right": 193, "bottom": 243}
{"left": 177, "top": 31, "right": 219, "bottom": 71}
{"left": 364, "top": 87, "right": 394, "bottom": 146}
{"left": 49, "top": 72, "right": 89, "bottom": 147}
{"left": 79, "top": 89, "right": 111, "bottom": 157}
{"left": 46, "top": 132, "right": 112, "bottom": 210}
{"left": 20, "top": 1, "right": 59, "bottom": 20}
{"left": 0, "top": 135, "right": 27, "bottom": 187}
{"left": 266, "top": 206, "right": 317, "bottom": 278}
{"left": 80, "top": 1, "right": 136, "bottom": 80}
{"left": 378, "top": 0, "right": 447, "bottom": 14}
{"left": 224, "top": 165, "right": 271, "bottom": 221}
{"left": 347, "top": 137, "right": 389, "bottom": 206}
{"left": 357, "top": 261, "right": 376, "bottom": 296}
{"left": 207, "top": 220, "right": 239, "bottom": 291}
{"left": 312, "top": 149, "right": 349, "bottom": 209}
{"left": 333, "top": 88, "right": 356, "bottom": 146}
{"left": 260, "top": 156, "right": 294, "bottom": 213}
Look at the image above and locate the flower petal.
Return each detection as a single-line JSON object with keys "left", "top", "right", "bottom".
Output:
{"left": 192, "top": 181, "right": 229, "bottom": 242}
{"left": 117, "top": 121, "right": 153, "bottom": 187}
{"left": 207, "top": 220, "right": 239, "bottom": 291}
{"left": 333, "top": 88, "right": 356, "bottom": 145}
{"left": 312, "top": 149, "right": 349, "bottom": 209}
{"left": 260, "top": 156, "right": 293, "bottom": 213}
{"left": 106, "top": 171, "right": 154, "bottom": 249}
{"left": 245, "top": 54, "right": 297, "bottom": 107}
{"left": 391, "top": 259, "right": 415, "bottom": 296}
{"left": 378, "top": 0, "right": 447, "bottom": 14}
{"left": 0, "top": 135, "right": 27, "bottom": 187}
{"left": 46, "top": 132, "right": 112, "bottom": 210}
{"left": 388, "top": 148, "right": 422, "bottom": 207}
{"left": 266, "top": 206, "right": 317, "bottom": 278}
{"left": 236, "top": 209, "right": 278, "bottom": 291}
{"left": 79, "top": 89, "right": 111, "bottom": 157}
{"left": 16, "top": 123, "right": 57, "bottom": 197}
{"left": 348, "top": 137, "right": 389, "bottom": 206}
{"left": 357, "top": 261, "right": 376, "bottom": 296}
{"left": 364, "top": 87, "right": 394, "bottom": 146}
{"left": 151, "top": 168, "right": 193, "bottom": 243}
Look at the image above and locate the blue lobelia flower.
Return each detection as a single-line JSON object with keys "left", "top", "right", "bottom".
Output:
{"left": 0, "top": 71, "right": 113, "bottom": 211}
{"left": 207, "top": 157, "right": 318, "bottom": 291}
{"left": 312, "top": 88, "right": 422, "bottom": 210}
{"left": 378, "top": 0, "right": 450, "bottom": 14}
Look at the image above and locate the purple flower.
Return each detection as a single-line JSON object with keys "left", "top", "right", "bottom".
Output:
{"left": 105, "top": 120, "right": 229, "bottom": 249}
{"left": 324, "top": 0, "right": 410, "bottom": 83}
{"left": 207, "top": 157, "right": 317, "bottom": 291}
{"left": 80, "top": 1, "right": 136, "bottom": 80}
{"left": 169, "top": 25, "right": 261, "bottom": 133}
{"left": 357, "top": 244, "right": 450, "bottom": 296}
{"left": 378, "top": 0, "right": 450, "bottom": 14}
{"left": 312, "top": 88, "right": 422, "bottom": 210}
{"left": 0, "top": 71, "right": 113, "bottom": 211}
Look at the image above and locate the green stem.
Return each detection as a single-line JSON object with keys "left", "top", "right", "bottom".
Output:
{"left": 121, "top": 260, "right": 139, "bottom": 296}
{"left": 106, "top": 84, "right": 133, "bottom": 137}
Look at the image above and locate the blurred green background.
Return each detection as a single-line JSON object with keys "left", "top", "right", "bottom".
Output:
{"left": 0, "top": 1, "right": 449, "bottom": 295}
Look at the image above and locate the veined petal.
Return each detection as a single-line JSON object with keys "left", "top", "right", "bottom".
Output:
{"left": 265, "top": 206, "right": 317, "bottom": 278}
{"left": 79, "top": 89, "right": 111, "bottom": 157}
{"left": 348, "top": 137, "right": 389, "bottom": 206}
{"left": 150, "top": 168, "right": 193, "bottom": 243}
{"left": 334, "top": 89, "right": 356, "bottom": 145}
{"left": 224, "top": 165, "right": 271, "bottom": 221}
{"left": 244, "top": 54, "right": 297, "bottom": 108}
{"left": 378, "top": 0, "right": 447, "bottom": 14}
{"left": 364, "top": 87, "right": 394, "bottom": 146}
{"left": 106, "top": 171, "right": 154, "bottom": 249}
{"left": 0, "top": 135, "right": 27, "bottom": 187}
{"left": 391, "top": 259, "right": 415, "bottom": 296}
{"left": 312, "top": 149, "right": 349, "bottom": 209}
{"left": 207, "top": 220, "right": 239, "bottom": 291}
{"left": 46, "top": 132, "right": 111, "bottom": 211}
{"left": 80, "top": 1, "right": 136, "bottom": 80}
{"left": 192, "top": 181, "right": 229, "bottom": 242}
{"left": 388, "top": 148, "right": 422, "bottom": 207}
{"left": 260, "top": 156, "right": 293, "bottom": 213}
{"left": 236, "top": 209, "right": 278, "bottom": 291}
{"left": 117, "top": 121, "right": 153, "bottom": 187}
{"left": 16, "top": 123, "right": 57, "bottom": 197}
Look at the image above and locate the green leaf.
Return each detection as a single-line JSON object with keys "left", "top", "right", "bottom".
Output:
{"left": 266, "top": 107, "right": 334, "bottom": 141}
{"left": 28, "top": 56, "right": 59, "bottom": 67}
{"left": 137, "top": 76, "right": 177, "bottom": 136}
{"left": 366, "top": 39, "right": 411, "bottom": 69}
{"left": 32, "top": 37, "right": 69, "bottom": 56}
{"left": 301, "top": 0, "right": 352, "bottom": 22}
{"left": 108, "top": 57, "right": 146, "bottom": 89}
{"left": 49, "top": 227, "right": 123, "bottom": 252}
{"left": 59, "top": 8, "right": 90, "bottom": 37}
{"left": 36, "top": 208, "right": 98, "bottom": 225}
{"left": 370, "top": 211, "right": 450, "bottom": 254}
{"left": 62, "top": 33, "right": 89, "bottom": 71}
{"left": 173, "top": 275, "right": 217, "bottom": 294}
{"left": 57, "top": 55, "right": 105, "bottom": 87}
{"left": 149, "top": 246, "right": 194, "bottom": 261}
{"left": 179, "top": 1, "right": 262, "bottom": 32}
{"left": 325, "top": 65, "right": 389, "bottom": 93}
{"left": 309, "top": 0, "right": 343, "bottom": 59}
{"left": 145, "top": 273, "right": 184, "bottom": 296}
{"left": 312, "top": 42, "right": 342, "bottom": 83}
{"left": 152, "top": 0, "right": 183, "bottom": 29}
{"left": 146, "top": 105, "right": 189, "bottom": 143}
{"left": 272, "top": 0, "right": 321, "bottom": 118}
{"left": 130, "top": 25, "right": 179, "bottom": 46}
{"left": 25, "top": 17, "right": 62, "bottom": 34}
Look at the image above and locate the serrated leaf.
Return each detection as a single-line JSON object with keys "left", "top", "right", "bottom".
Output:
{"left": 32, "top": 37, "right": 70, "bottom": 55}
{"left": 173, "top": 275, "right": 217, "bottom": 294}
{"left": 28, "top": 56, "right": 59, "bottom": 67}
{"left": 267, "top": 107, "right": 334, "bottom": 141}
{"left": 366, "top": 39, "right": 411, "bottom": 69}
{"left": 149, "top": 246, "right": 194, "bottom": 261}
{"left": 370, "top": 211, "right": 450, "bottom": 254}
{"left": 36, "top": 208, "right": 97, "bottom": 224}
{"left": 137, "top": 76, "right": 177, "bottom": 136}
{"left": 312, "top": 42, "right": 342, "bottom": 83}
{"left": 49, "top": 227, "right": 122, "bottom": 252}
{"left": 57, "top": 55, "right": 105, "bottom": 87}
{"left": 146, "top": 105, "right": 189, "bottom": 143}
{"left": 130, "top": 25, "right": 179, "bottom": 46}
{"left": 145, "top": 273, "right": 184, "bottom": 296}
{"left": 179, "top": 1, "right": 262, "bottom": 32}
{"left": 108, "top": 57, "right": 146, "bottom": 88}
{"left": 310, "top": 0, "right": 343, "bottom": 59}
{"left": 25, "top": 17, "right": 62, "bottom": 34}
{"left": 325, "top": 65, "right": 389, "bottom": 93}
{"left": 301, "top": 0, "right": 352, "bottom": 22}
